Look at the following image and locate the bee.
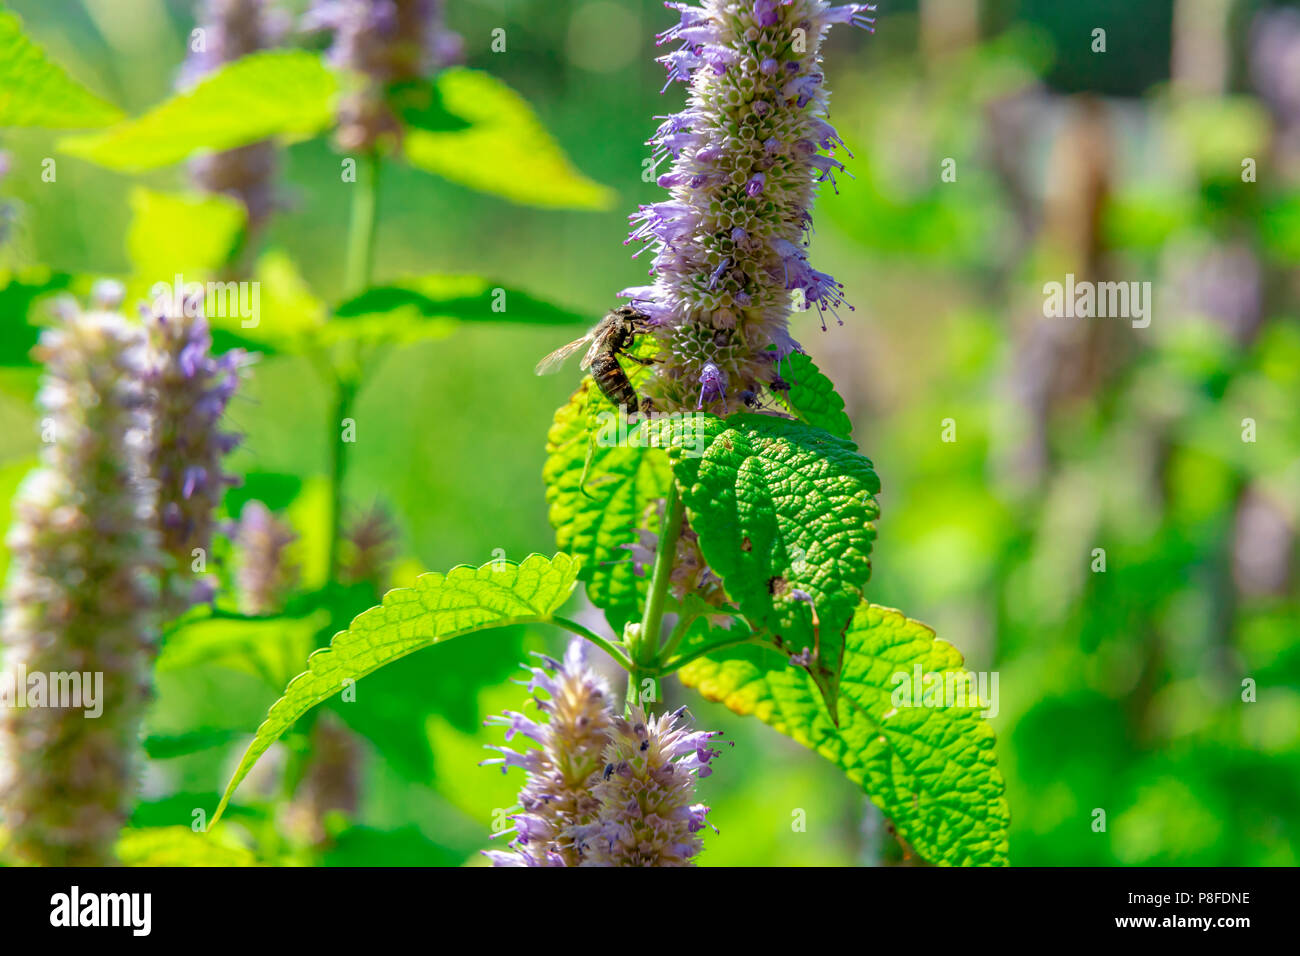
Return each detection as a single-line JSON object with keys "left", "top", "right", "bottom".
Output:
{"left": 536, "top": 306, "right": 655, "bottom": 415}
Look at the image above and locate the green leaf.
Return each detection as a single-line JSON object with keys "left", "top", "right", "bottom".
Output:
{"left": 0, "top": 8, "right": 122, "bottom": 128}
{"left": 656, "top": 413, "right": 880, "bottom": 716}
{"left": 116, "top": 827, "right": 257, "bottom": 867}
{"left": 680, "top": 602, "right": 1009, "bottom": 866}
{"left": 544, "top": 379, "right": 673, "bottom": 633}
{"left": 334, "top": 274, "right": 589, "bottom": 326}
{"left": 0, "top": 267, "right": 73, "bottom": 367}
{"left": 230, "top": 249, "right": 327, "bottom": 349}
{"left": 157, "top": 611, "right": 328, "bottom": 691}
{"left": 322, "top": 275, "right": 589, "bottom": 348}
{"left": 211, "top": 553, "right": 580, "bottom": 824}
{"left": 321, "top": 825, "right": 462, "bottom": 868}
{"left": 125, "top": 187, "right": 245, "bottom": 281}
{"left": 778, "top": 351, "right": 853, "bottom": 439}
{"left": 403, "top": 68, "right": 615, "bottom": 210}
{"left": 142, "top": 729, "right": 242, "bottom": 760}
{"left": 387, "top": 78, "right": 472, "bottom": 134}
{"left": 59, "top": 51, "right": 337, "bottom": 171}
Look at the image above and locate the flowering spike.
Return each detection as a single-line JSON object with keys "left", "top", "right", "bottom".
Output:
{"left": 625, "top": 1, "right": 873, "bottom": 413}
{"left": 482, "top": 638, "right": 614, "bottom": 866}
{"left": 306, "top": 0, "right": 464, "bottom": 151}
{"left": 0, "top": 299, "right": 159, "bottom": 866}
{"left": 484, "top": 641, "right": 723, "bottom": 866}
{"left": 571, "top": 706, "right": 720, "bottom": 866}
{"left": 144, "top": 301, "right": 248, "bottom": 614}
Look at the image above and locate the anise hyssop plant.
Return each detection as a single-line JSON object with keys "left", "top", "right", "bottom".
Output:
{"left": 203, "top": 1, "right": 1010, "bottom": 868}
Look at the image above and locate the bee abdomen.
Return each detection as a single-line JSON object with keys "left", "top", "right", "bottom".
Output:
{"left": 590, "top": 354, "right": 639, "bottom": 412}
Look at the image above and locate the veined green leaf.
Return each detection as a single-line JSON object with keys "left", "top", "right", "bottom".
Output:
{"left": 680, "top": 602, "right": 1009, "bottom": 866}
{"left": 403, "top": 68, "right": 615, "bottom": 210}
{"left": 778, "top": 351, "right": 853, "bottom": 439}
{"left": 655, "top": 413, "right": 880, "bottom": 716}
{"left": 0, "top": 8, "right": 122, "bottom": 128}
{"left": 211, "top": 553, "right": 580, "bottom": 823}
{"left": 59, "top": 51, "right": 337, "bottom": 171}
{"left": 544, "top": 378, "right": 672, "bottom": 633}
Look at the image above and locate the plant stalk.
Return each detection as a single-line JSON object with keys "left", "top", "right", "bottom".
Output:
{"left": 628, "top": 480, "right": 685, "bottom": 708}
{"left": 327, "top": 152, "right": 381, "bottom": 581}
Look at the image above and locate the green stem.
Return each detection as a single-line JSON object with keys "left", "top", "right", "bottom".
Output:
{"left": 552, "top": 616, "right": 633, "bottom": 671}
{"left": 655, "top": 634, "right": 759, "bottom": 676}
{"left": 627, "top": 481, "right": 685, "bottom": 707}
{"left": 325, "top": 378, "right": 359, "bottom": 582}
{"left": 327, "top": 152, "right": 381, "bottom": 582}
{"left": 660, "top": 608, "right": 698, "bottom": 663}
{"left": 344, "top": 152, "right": 380, "bottom": 297}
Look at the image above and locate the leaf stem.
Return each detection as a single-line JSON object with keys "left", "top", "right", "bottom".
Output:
{"left": 659, "top": 607, "right": 698, "bottom": 663}
{"left": 552, "top": 616, "right": 632, "bottom": 671}
{"left": 654, "top": 634, "right": 759, "bottom": 676}
{"left": 627, "top": 480, "right": 685, "bottom": 707}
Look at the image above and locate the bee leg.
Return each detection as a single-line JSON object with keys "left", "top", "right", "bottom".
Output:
{"left": 639, "top": 396, "right": 656, "bottom": 416}
{"left": 622, "top": 353, "right": 657, "bottom": 367}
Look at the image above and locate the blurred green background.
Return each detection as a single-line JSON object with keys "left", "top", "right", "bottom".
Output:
{"left": 1, "top": 0, "right": 1297, "bottom": 866}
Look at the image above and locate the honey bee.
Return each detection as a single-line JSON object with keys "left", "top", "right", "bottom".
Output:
{"left": 535, "top": 305, "right": 655, "bottom": 414}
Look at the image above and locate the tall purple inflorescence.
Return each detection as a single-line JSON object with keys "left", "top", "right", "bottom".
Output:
{"left": 483, "top": 639, "right": 720, "bottom": 867}
{"left": 624, "top": 0, "right": 875, "bottom": 413}
{"left": 143, "top": 296, "right": 247, "bottom": 614}
{"left": 0, "top": 297, "right": 159, "bottom": 866}
{"left": 572, "top": 705, "right": 719, "bottom": 866}
{"left": 482, "top": 639, "right": 613, "bottom": 866}
{"left": 181, "top": 0, "right": 288, "bottom": 231}
{"left": 306, "top": 0, "right": 464, "bottom": 151}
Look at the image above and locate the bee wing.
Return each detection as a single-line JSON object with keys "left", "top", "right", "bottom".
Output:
{"left": 579, "top": 335, "right": 605, "bottom": 371}
{"left": 534, "top": 334, "right": 593, "bottom": 375}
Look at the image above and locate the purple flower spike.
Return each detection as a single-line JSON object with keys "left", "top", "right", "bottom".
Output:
{"left": 623, "top": 1, "right": 874, "bottom": 413}
{"left": 573, "top": 706, "right": 721, "bottom": 866}
{"left": 306, "top": 0, "right": 464, "bottom": 151}
{"left": 1, "top": 301, "right": 158, "bottom": 866}
{"left": 482, "top": 639, "right": 614, "bottom": 867}
{"left": 144, "top": 298, "right": 250, "bottom": 614}
{"left": 483, "top": 640, "right": 722, "bottom": 866}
